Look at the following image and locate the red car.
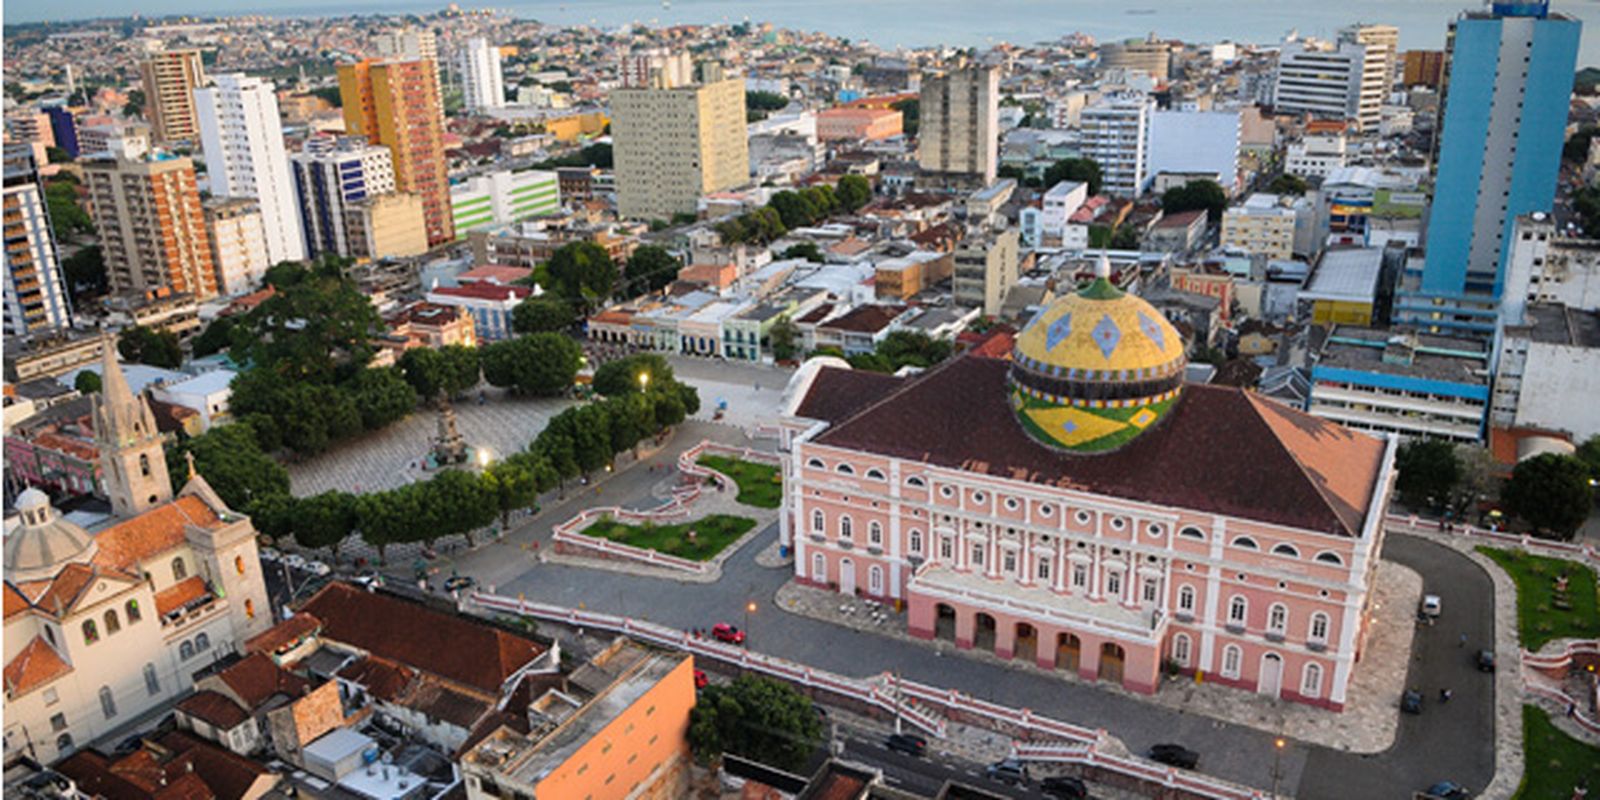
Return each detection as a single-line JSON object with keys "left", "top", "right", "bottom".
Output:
{"left": 694, "top": 669, "right": 709, "bottom": 689}
{"left": 711, "top": 623, "right": 745, "bottom": 644}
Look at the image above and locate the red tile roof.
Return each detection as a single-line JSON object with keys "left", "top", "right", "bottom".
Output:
{"left": 93, "top": 497, "right": 224, "bottom": 573}
{"left": 4, "top": 635, "right": 73, "bottom": 697}
{"left": 299, "top": 583, "right": 544, "bottom": 694}
{"left": 4, "top": 583, "right": 30, "bottom": 620}
{"left": 430, "top": 283, "right": 533, "bottom": 302}
{"left": 808, "top": 355, "right": 1384, "bottom": 536}
{"left": 34, "top": 562, "right": 98, "bottom": 618}
{"left": 155, "top": 731, "right": 275, "bottom": 800}
{"left": 245, "top": 611, "right": 320, "bottom": 657}
{"left": 216, "top": 652, "right": 311, "bottom": 711}
{"left": 457, "top": 265, "right": 533, "bottom": 285}
{"left": 32, "top": 432, "right": 99, "bottom": 461}
{"left": 792, "top": 367, "right": 904, "bottom": 425}
{"left": 337, "top": 656, "right": 416, "bottom": 701}
{"left": 155, "top": 576, "right": 210, "bottom": 616}
{"left": 176, "top": 691, "right": 250, "bottom": 729}
{"left": 1155, "top": 209, "right": 1206, "bottom": 229}
{"left": 819, "top": 304, "right": 905, "bottom": 334}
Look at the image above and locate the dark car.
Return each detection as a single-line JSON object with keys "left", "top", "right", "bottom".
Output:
{"left": 885, "top": 733, "right": 928, "bottom": 757}
{"left": 112, "top": 735, "right": 144, "bottom": 756}
{"left": 711, "top": 622, "right": 746, "bottom": 644}
{"left": 1401, "top": 689, "right": 1424, "bottom": 714}
{"left": 443, "top": 574, "right": 476, "bottom": 591}
{"left": 986, "top": 758, "right": 1029, "bottom": 786}
{"left": 1149, "top": 744, "right": 1200, "bottom": 769}
{"left": 1040, "top": 775, "right": 1090, "bottom": 799}
{"left": 1475, "top": 649, "right": 1495, "bottom": 673}
{"left": 1423, "top": 780, "right": 1472, "bottom": 800}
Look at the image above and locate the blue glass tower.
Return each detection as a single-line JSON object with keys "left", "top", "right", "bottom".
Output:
{"left": 1400, "top": 0, "right": 1580, "bottom": 334}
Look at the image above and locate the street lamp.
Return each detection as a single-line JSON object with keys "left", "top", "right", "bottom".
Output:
{"left": 1271, "top": 737, "right": 1287, "bottom": 798}
{"left": 744, "top": 600, "right": 756, "bottom": 641}
{"left": 638, "top": 372, "right": 650, "bottom": 392}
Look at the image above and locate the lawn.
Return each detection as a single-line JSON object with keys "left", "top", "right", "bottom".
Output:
{"left": 1517, "top": 705, "right": 1600, "bottom": 799}
{"left": 697, "top": 455, "right": 783, "bottom": 508}
{"left": 584, "top": 514, "right": 757, "bottom": 561}
{"left": 1477, "top": 547, "right": 1600, "bottom": 650}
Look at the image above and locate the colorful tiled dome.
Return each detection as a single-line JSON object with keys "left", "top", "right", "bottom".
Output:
{"left": 1008, "top": 255, "right": 1187, "bottom": 452}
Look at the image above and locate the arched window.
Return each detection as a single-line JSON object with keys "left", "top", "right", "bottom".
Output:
{"left": 1309, "top": 612, "right": 1330, "bottom": 643}
{"left": 1301, "top": 663, "right": 1324, "bottom": 698}
{"left": 103, "top": 609, "right": 120, "bottom": 635}
{"left": 180, "top": 640, "right": 195, "bottom": 660}
{"left": 1268, "top": 603, "right": 1288, "bottom": 634}
{"left": 909, "top": 529, "right": 923, "bottom": 554}
{"left": 56, "top": 734, "right": 74, "bottom": 753}
{"left": 99, "top": 686, "right": 117, "bottom": 719}
{"left": 835, "top": 463, "right": 855, "bottom": 476}
{"left": 1172, "top": 633, "right": 1192, "bottom": 667}
{"left": 1177, "top": 585, "right": 1196, "bottom": 613}
{"left": 868, "top": 521, "right": 883, "bottom": 546}
{"left": 125, "top": 599, "right": 141, "bottom": 623}
{"left": 906, "top": 475, "right": 926, "bottom": 488}
{"left": 839, "top": 515, "right": 853, "bottom": 540}
{"left": 235, "top": 555, "right": 245, "bottom": 575}
{"left": 868, "top": 566, "right": 884, "bottom": 595}
{"left": 1228, "top": 595, "right": 1248, "bottom": 625}
{"left": 811, "top": 552, "right": 827, "bottom": 583}
{"left": 1315, "top": 551, "right": 1345, "bottom": 566}
{"left": 1271, "top": 543, "right": 1300, "bottom": 559}
{"left": 195, "top": 633, "right": 210, "bottom": 651}
{"left": 806, "top": 458, "right": 825, "bottom": 470}
{"left": 1221, "top": 645, "right": 1243, "bottom": 679}
{"left": 245, "top": 599, "right": 255, "bottom": 619}
{"left": 139, "top": 454, "right": 150, "bottom": 477}
{"left": 143, "top": 663, "right": 160, "bottom": 696}
{"left": 1179, "top": 526, "right": 1206, "bottom": 540}
{"left": 865, "top": 468, "right": 886, "bottom": 481}
{"left": 1230, "top": 536, "right": 1259, "bottom": 550}
{"left": 171, "top": 557, "right": 187, "bottom": 582}
{"left": 82, "top": 620, "right": 99, "bottom": 644}
{"left": 811, "top": 510, "right": 825, "bottom": 533}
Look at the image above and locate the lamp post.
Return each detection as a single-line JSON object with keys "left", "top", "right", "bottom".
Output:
{"left": 1271, "top": 737, "right": 1286, "bottom": 798}
{"left": 638, "top": 372, "right": 650, "bottom": 392}
{"left": 744, "top": 599, "right": 756, "bottom": 643}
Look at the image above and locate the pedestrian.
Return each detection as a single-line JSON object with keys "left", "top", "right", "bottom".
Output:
{"left": 1439, "top": 688, "right": 1452, "bottom": 703}
{"left": 1568, "top": 702, "right": 1577, "bottom": 718}
{"left": 1459, "top": 633, "right": 1467, "bottom": 647}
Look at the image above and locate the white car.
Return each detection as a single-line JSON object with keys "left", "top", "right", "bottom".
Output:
{"left": 306, "top": 561, "right": 332, "bottom": 577}
{"left": 283, "top": 554, "right": 308, "bottom": 570}
{"left": 258, "top": 548, "right": 280, "bottom": 563}
{"left": 1421, "top": 594, "right": 1442, "bottom": 617}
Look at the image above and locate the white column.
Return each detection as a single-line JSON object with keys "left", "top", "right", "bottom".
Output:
{"left": 1198, "top": 516, "right": 1226, "bottom": 673}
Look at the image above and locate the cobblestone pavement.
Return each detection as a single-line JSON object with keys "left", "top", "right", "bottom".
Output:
{"left": 774, "top": 558, "right": 1421, "bottom": 753}
{"left": 286, "top": 389, "right": 574, "bottom": 497}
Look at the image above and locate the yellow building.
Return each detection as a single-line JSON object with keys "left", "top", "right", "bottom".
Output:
{"left": 1221, "top": 194, "right": 1298, "bottom": 261}
{"left": 338, "top": 59, "right": 453, "bottom": 247}
{"left": 344, "top": 192, "right": 429, "bottom": 261}
{"left": 611, "top": 61, "right": 748, "bottom": 221}
{"left": 544, "top": 111, "right": 610, "bottom": 143}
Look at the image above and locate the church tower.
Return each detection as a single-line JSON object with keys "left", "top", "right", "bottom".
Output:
{"left": 94, "top": 333, "right": 174, "bottom": 516}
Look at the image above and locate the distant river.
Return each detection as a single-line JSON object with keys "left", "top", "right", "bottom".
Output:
{"left": 11, "top": 0, "right": 1600, "bottom": 68}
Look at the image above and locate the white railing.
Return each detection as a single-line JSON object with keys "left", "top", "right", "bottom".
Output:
{"left": 1523, "top": 683, "right": 1600, "bottom": 737}
{"left": 549, "top": 493, "right": 709, "bottom": 575}
{"left": 1384, "top": 513, "right": 1600, "bottom": 568}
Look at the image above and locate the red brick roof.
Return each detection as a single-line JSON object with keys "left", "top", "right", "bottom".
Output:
{"left": 819, "top": 304, "right": 904, "bottom": 334}
{"left": 155, "top": 576, "right": 210, "bottom": 616}
{"left": 299, "top": 583, "right": 544, "bottom": 694}
{"left": 793, "top": 367, "right": 904, "bottom": 424}
{"left": 176, "top": 690, "right": 250, "bottom": 729}
{"left": 155, "top": 731, "right": 275, "bottom": 800}
{"left": 4, "top": 583, "right": 30, "bottom": 620}
{"left": 1155, "top": 209, "right": 1206, "bottom": 229}
{"left": 808, "top": 355, "right": 1384, "bottom": 536}
{"left": 32, "top": 431, "right": 98, "bottom": 461}
{"left": 93, "top": 496, "right": 224, "bottom": 573}
{"left": 456, "top": 265, "right": 533, "bottom": 285}
{"left": 216, "top": 652, "right": 311, "bottom": 711}
{"left": 4, "top": 635, "right": 73, "bottom": 697}
{"left": 245, "top": 611, "right": 320, "bottom": 657}
{"left": 431, "top": 283, "right": 533, "bottom": 302}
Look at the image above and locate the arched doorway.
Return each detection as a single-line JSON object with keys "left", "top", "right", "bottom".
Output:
{"left": 1056, "top": 633, "right": 1081, "bottom": 672}
{"left": 934, "top": 604, "right": 957, "bottom": 641}
{"left": 974, "top": 613, "right": 998, "bottom": 652}
{"left": 1014, "top": 623, "right": 1038, "bottom": 662}
{"left": 1098, "top": 642, "right": 1126, "bottom": 683}
{"left": 839, "top": 558, "right": 856, "bottom": 596}
{"left": 1259, "top": 653, "right": 1284, "bottom": 698}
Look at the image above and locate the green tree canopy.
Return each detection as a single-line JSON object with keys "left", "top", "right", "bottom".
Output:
{"left": 546, "top": 241, "right": 615, "bottom": 311}
{"left": 74, "top": 370, "right": 101, "bottom": 394}
{"left": 1394, "top": 439, "right": 1462, "bottom": 510}
{"left": 1267, "top": 173, "right": 1309, "bottom": 196}
{"left": 165, "top": 421, "right": 290, "bottom": 511}
{"left": 688, "top": 675, "right": 823, "bottom": 771}
{"left": 118, "top": 325, "right": 183, "bottom": 368}
{"left": 891, "top": 98, "right": 919, "bottom": 136}
{"left": 45, "top": 180, "right": 93, "bottom": 241}
{"left": 592, "top": 353, "right": 674, "bottom": 396}
{"left": 1577, "top": 435, "right": 1600, "bottom": 479}
{"left": 835, "top": 174, "right": 872, "bottom": 212}
{"left": 623, "top": 245, "right": 682, "bottom": 296}
{"left": 512, "top": 296, "right": 577, "bottom": 334}
{"left": 1043, "top": 157, "right": 1103, "bottom": 196}
{"left": 232, "top": 257, "right": 383, "bottom": 382}
{"left": 780, "top": 242, "right": 824, "bottom": 263}
{"left": 293, "top": 491, "right": 359, "bottom": 557}
{"left": 1161, "top": 179, "right": 1229, "bottom": 223}
{"left": 191, "top": 316, "right": 237, "bottom": 359}
{"left": 746, "top": 90, "right": 789, "bottom": 111}
{"left": 1503, "top": 453, "right": 1594, "bottom": 539}
{"left": 61, "top": 245, "right": 108, "bottom": 301}
{"left": 349, "top": 366, "right": 418, "bottom": 430}
{"left": 768, "top": 316, "right": 799, "bottom": 362}
{"left": 481, "top": 333, "right": 583, "bottom": 395}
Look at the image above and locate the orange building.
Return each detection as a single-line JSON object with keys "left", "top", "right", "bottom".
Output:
{"left": 817, "top": 107, "right": 904, "bottom": 141}
{"left": 459, "top": 639, "right": 694, "bottom": 800}
{"left": 338, "top": 59, "right": 454, "bottom": 247}
{"left": 1402, "top": 50, "right": 1446, "bottom": 88}
{"left": 84, "top": 154, "right": 219, "bottom": 300}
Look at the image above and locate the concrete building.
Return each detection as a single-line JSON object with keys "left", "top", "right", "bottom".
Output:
{"left": 449, "top": 169, "right": 560, "bottom": 235}
{"left": 4, "top": 144, "right": 72, "bottom": 336}
{"left": 427, "top": 281, "right": 534, "bottom": 342}
{"left": 1297, "top": 246, "right": 1394, "bottom": 326}
{"left": 1308, "top": 325, "right": 1489, "bottom": 442}
{"left": 619, "top": 48, "right": 694, "bottom": 89}
{"left": 343, "top": 192, "right": 428, "bottom": 261}
{"left": 1402, "top": 50, "right": 1446, "bottom": 87}
{"left": 1020, "top": 180, "right": 1088, "bottom": 249}
{"left": 1339, "top": 24, "right": 1400, "bottom": 90}
{"left": 1502, "top": 214, "right": 1600, "bottom": 325}
{"left": 1098, "top": 35, "right": 1172, "bottom": 81}
{"left": 1406, "top": 1, "right": 1581, "bottom": 327}
{"left": 85, "top": 153, "right": 218, "bottom": 300}
{"left": 1223, "top": 193, "right": 1301, "bottom": 260}
{"left": 611, "top": 62, "right": 748, "bottom": 220}
{"left": 194, "top": 74, "right": 306, "bottom": 265}
{"left": 339, "top": 58, "right": 454, "bottom": 247}
{"left": 459, "top": 37, "right": 506, "bottom": 112}
{"left": 290, "top": 135, "right": 397, "bottom": 259}
{"left": 1319, "top": 166, "right": 1427, "bottom": 250}
{"left": 372, "top": 28, "right": 442, "bottom": 101}
{"left": 1285, "top": 128, "right": 1349, "bottom": 180}
{"left": 1145, "top": 209, "right": 1207, "bottom": 253}
{"left": 203, "top": 199, "right": 269, "bottom": 296}
{"left": 1146, "top": 110, "right": 1241, "bottom": 195}
{"left": 918, "top": 65, "right": 1000, "bottom": 187}
{"left": 1492, "top": 302, "right": 1600, "bottom": 443}
{"left": 1080, "top": 94, "right": 1154, "bottom": 198}
{"left": 817, "top": 107, "right": 904, "bottom": 141}
{"left": 1273, "top": 39, "right": 1386, "bottom": 132}
{"left": 139, "top": 49, "right": 206, "bottom": 142}
{"left": 952, "top": 226, "right": 1020, "bottom": 315}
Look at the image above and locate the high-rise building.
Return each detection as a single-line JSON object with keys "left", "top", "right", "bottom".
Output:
{"left": 290, "top": 135, "right": 398, "bottom": 259}
{"left": 1404, "top": 0, "right": 1580, "bottom": 332}
{"left": 84, "top": 153, "right": 218, "bottom": 300}
{"left": 373, "top": 28, "right": 442, "bottom": 100}
{"left": 1080, "top": 94, "right": 1155, "bottom": 197}
{"left": 619, "top": 48, "right": 694, "bottom": 89}
{"left": 194, "top": 74, "right": 307, "bottom": 266}
{"left": 611, "top": 61, "right": 748, "bottom": 221}
{"left": 1340, "top": 23, "right": 1400, "bottom": 88}
{"left": 459, "top": 37, "right": 506, "bottom": 112}
{"left": 3, "top": 144, "right": 73, "bottom": 335}
{"left": 339, "top": 59, "right": 454, "bottom": 247}
{"left": 204, "top": 198, "right": 270, "bottom": 295}
{"left": 1273, "top": 39, "right": 1387, "bottom": 132}
{"left": 450, "top": 169, "right": 560, "bottom": 234}
{"left": 952, "top": 225, "right": 1020, "bottom": 315}
{"left": 1402, "top": 50, "right": 1447, "bottom": 87}
{"left": 44, "top": 105, "right": 79, "bottom": 157}
{"left": 4, "top": 112, "right": 54, "bottom": 148}
{"left": 1098, "top": 35, "right": 1172, "bottom": 82}
{"left": 918, "top": 65, "right": 1000, "bottom": 186}
{"left": 139, "top": 49, "right": 206, "bottom": 142}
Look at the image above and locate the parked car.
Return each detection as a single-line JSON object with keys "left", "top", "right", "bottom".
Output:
{"left": 985, "top": 758, "right": 1029, "bottom": 786}
{"left": 1421, "top": 780, "right": 1472, "bottom": 799}
{"left": 1040, "top": 775, "right": 1090, "bottom": 799}
{"left": 693, "top": 669, "right": 708, "bottom": 690}
{"left": 112, "top": 735, "right": 144, "bottom": 756}
{"left": 1421, "top": 594, "right": 1442, "bottom": 618}
{"left": 711, "top": 622, "right": 745, "bottom": 644}
{"left": 353, "top": 573, "right": 384, "bottom": 590}
{"left": 259, "top": 548, "right": 280, "bottom": 563}
{"left": 1149, "top": 744, "right": 1200, "bottom": 769}
{"left": 1401, "top": 689, "right": 1424, "bottom": 714}
{"left": 885, "top": 733, "right": 927, "bottom": 757}
{"left": 443, "top": 575, "right": 477, "bottom": 592}
{"left": 1475, "top": 649, "right": 1495, "bottom": 673}
{"left": 306, "top": 561, "right": 332, "bottom": 577}
{"left": 283, "top": 554, "right": 307, "bottom": 570}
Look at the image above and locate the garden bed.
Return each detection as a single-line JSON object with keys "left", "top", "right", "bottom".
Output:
{"left": 1518, "top": 705, "right": 1600, "bottom": 799}
{"left": 584, "top": 514, "right": 757, "bottom": 561}
{"left": 697, "top": 455, "right": 783, "bottom": 508}
{"left": 1478, "top": 546, "right": 1600, "bottom": 650}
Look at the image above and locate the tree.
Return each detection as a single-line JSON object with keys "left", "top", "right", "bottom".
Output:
{"left": 246, "top": 492, "right": 297, "bottom": 542}
{"left": 231, "top": 257, "right": 383, "bottom": 382}
{"left": 45, "top": 181, "right": 93, "bottom": 241}
{"left": 122, "top": 89, "right": 145, "bottom": 118}
{"left": 1503, "top": 453, "right": 1594, "bottom": 539}
{"left": 481, "top": 333, "right": 582, "bottom": 395}
{"left": 310, "top": 86, "right": 343, "bottom": 107}
{"left": 421, "top": 468, "right": 497, "bottom": 546}
{"left": 165, "top": 422, "right": 290, "bottom": 511}
{"left": 191, "top": 316, "right": 237, "bottom": 358}
{"left": 1042, "top": 157, "right": 1103, "bottom": 196}
{"left": 891, "top": 98, "right": 919, "bottom": 136}
{"left": 769, "top": 191, "right": 820, "bottom": 229}
{"left": 688, "top": 675, "right": 823, "bottom": 771}
{"left": 74, "top": 370, "right": 102, "bottom": 394}
{"left": 399, "top": 346, "right": 481, "bottom": 400}
{"left": 623, "top": 245, "right": 682, "bottom": 296}
{"left": 875, "top": 330, "right": 952, "bottom": 370}
{"left": 1267, "top": 173, "right": 1309, "bottom": 196}
{"left": 1578, "top": 435, "right": 1600, "bottom": 479}
{"left": 61, "top": 245, "right": 108, "bottom": 300}
{"left": 1564, "top": 126, "right": 1597, "bottom": 163}
{"left": 483, "top": 459, "right": 540, "bottom": 529}
{"left": 349, "top": 366, "right": 418, "bottom": 430}
{"left": 835, "top": 174, "right": 872, "bottom": 213}
{"left": 1394, "top": 439, "right": 1462, "bottom": 511}
{"left": 592, "top": 353, "right": 674, "bottom": 396}
{"left": 546, "top": 241, "right": 615, "bottom": 311}
{"left": 45, "top": 146, "right": 71, "bottom": 164}
{"left": 294, "top": 491, "right": 359, "bottom": 559}
{"left": 118, "top": 325, "right": 183, "bottom": 368}
{"left": 778, "top": 242, "right": 823, "bottom": 263}
{"left": 746, "top": 91, "right": 789, "bottom": 112}
{"left": 1110, "top": 224, "right": 1142, "bottom": 250}
{"left": 512, "top": 296, "right": 577, "bottom": 334}
{"left": 769, "top": 316, "right": 798, "bottom": 362}
{"left": 1161, "top": 179, "right": 1229, "bottom": 223}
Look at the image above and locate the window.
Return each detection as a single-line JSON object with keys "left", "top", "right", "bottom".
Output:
{"left": 906, "top": 475, "right": 926, "bottom": 488}
{"left": 972, "top": 491, "right": 986, "bottom": 503}
{"left": 1221, "top": 645, "right": 1242, "bottom": 679}
{"left": 144, "top": 664, "right": 160, "bottom": 696}
{"left": 1178, "top": 585, "right": 1196, "bottom": 613}
{"left": 235, "top": 555, "right": 246, "bottom": 574}
{"left": 172, "top": 557, "right": 188, "bottom": 582}
{"left": 139, "top": 453, "right": 151, "bottom": 476}
{"left": 868, "top": 521, "right": 883, "bottom": 546}
{"left": 1301, "top": 663, "right": 1324, "bottom": 698}
{"left": 50, "top": 713, "right": 68, "bottom": 732}
{"left": 812, "top": 510, "right": 824, "bottom": 533}
{"left": 1037, "top": 558, "right": 1051, "bottom": 581}
{"left": 99, "top": 686, "right": 117, "bottom": 719}
{"left": 1268, "top": 604, "right": 1288, "bottom": 634}
{"left": 245, "top": 599, "right": 255, "bottom": 619}
{"left": 195, "top": 632, "right": 210, "bottom": 651}
{"left": 839, "top": 515, "right": 853, "bottom": 540}
{"left": 1005, "top": 497, "right": 1019, "bottom": 511}
{"left": 1106, "top": 571, "right": 1122, "bottom": 597}
{"left": 940, "top": 485, "right": 954, "bottom": 498}
{"left": 1228, "top": 596, "right": 1247, "bottom": 625}
{"left": 180, "top": 641, "right": 195, "bottom": 660}
{"left": 1309, "top": 612, "right": 1330, "bottom": 643}
{"left": 1002, "top": 550, "right": 1017, "bottom": 575}
{"left": 1231, "top": 537, "right": 1258, "bottom": 550}
{"left": 1072, "top": 564, "right": 1088, "bottom": 589}
{"left": 971, "top": 543, "right": 985, "bottom": 567}
{"left": 1172, "top": 633, "right": 1191, "bottom": 667}
{"left": 56, "top": 733, "right": 73, "bottom": 753}
{"left": 868, "top": 566, "right": 884, "bottom": 594}
{"left": 1142, "top": 578, "right": 1159, "bottom": 604}
{"left": 104, "top": 610, "right": 120, "bottom": 635}
{"left": 811, "top": 553, "right": 827, "bottom": 582}
{"left": 1039, "top": 503, "right": 1054, "bottom": 517}
{"left": 909, "top": 529, "right": 923, "bottom": 555}
{"left": 807, "top": 458, "right": 825, "bottom": 469}
{"left": 125, "top": 599, "right": 141, "bottom": 623}
{"left": 1315, "top": 551, "right": 1344, "bottom": 566}
{"left": 82, "top": 620, "right": 99, "bottom": 645}
{"left": 835, "top": 463, "right": 855, "bottom": 476}
{"left": 1271, "top": 543, "right": 1300, "bottom": 559}
{"left": 865, "top": 468, "right": 886, "bottom": 481}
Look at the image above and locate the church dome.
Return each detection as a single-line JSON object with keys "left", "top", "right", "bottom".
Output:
{"left": 1008, "top": 256, "right": 1187, "bottom": 452}
{"left": 5, "top": 488, "right": 97, "bottom": 582}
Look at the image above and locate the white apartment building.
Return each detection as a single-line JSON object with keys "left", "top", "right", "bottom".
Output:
{"left": 459, "top": 37, "right": 506, "bottom": 112}
{"left": 620, "top": 48, "right": 694, "bottom": 89}
{"left": 1285, "top": 131, "right": 1349, "bottom": 180}
{"left": 203, "top": 198, "right": 270, "bottom": 296}
{"left": 1020, "top": 180, "right": 1088, "bottom": 248}
{"left": 1501, "top": 213, "right": 1600, "bottom": 325}
{"left": 3, "top": 144, "right": 72, "bottom": 336}
{"left": 450, "top": 169, "right": 560, "bottom": 235}
{"left": 194, "top": 73, "right": 307, "bottom": 264}
{"left": 1146, "top": 110, "right": 1241, "bottom": 194}
{"left": 290, "top": 135, "right": 397, "bottom": 259}
{"left": 1080, "top": 94, "right": 1154, "bottom": 197}
{"left": 1274, "top": 39, "right": 1387, "bottom": 133}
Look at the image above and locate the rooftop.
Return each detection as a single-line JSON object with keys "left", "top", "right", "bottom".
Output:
{"left": 819, "top": 304, "right": 905, "bottom": 334}
{"left": 1315, "top": 326, "right": 1489, "bottom": 386}
{"left": 1301, "top": 247, "right": 1385, "bottom": 304}
{"left": 1512, "top": 303, "right": 1600, "bottom": 347}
